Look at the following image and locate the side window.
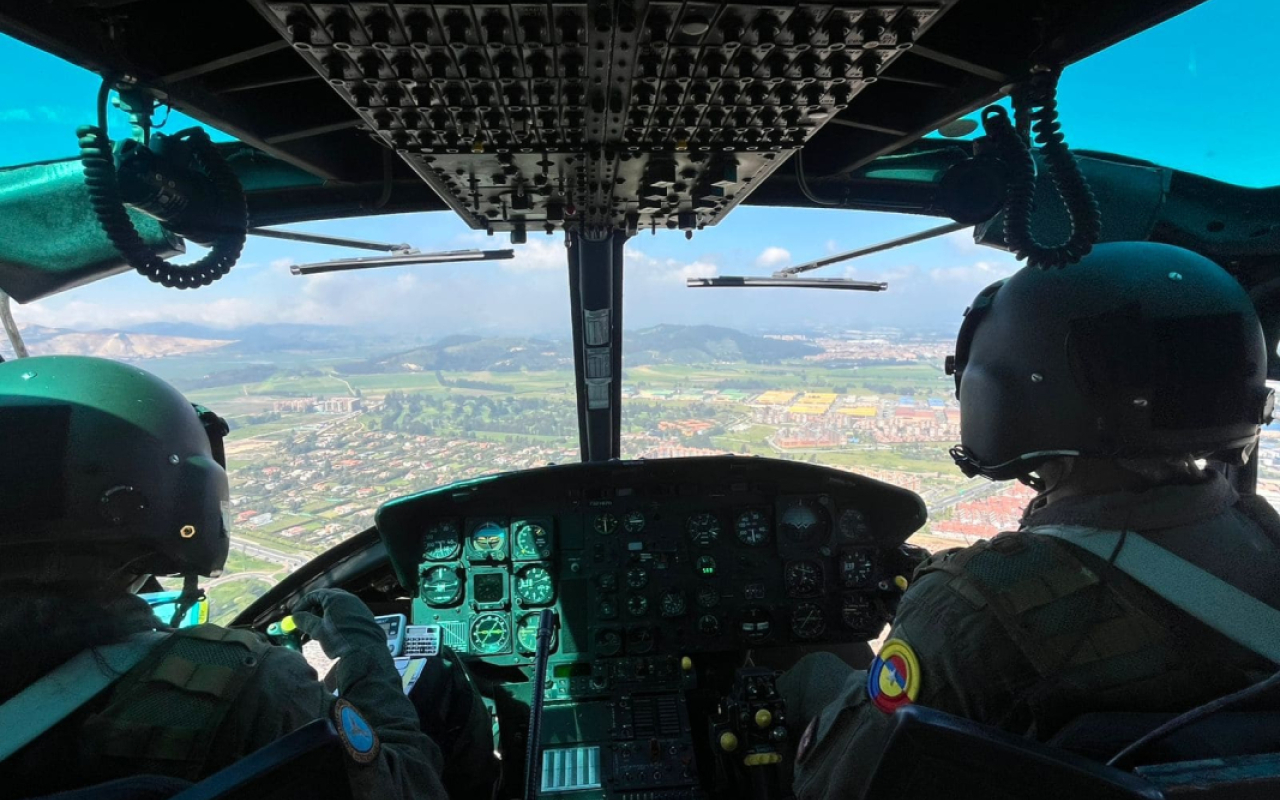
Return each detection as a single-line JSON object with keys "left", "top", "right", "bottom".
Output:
{"left": 1259, "top": 381, "right": 1280, "bottom": 513}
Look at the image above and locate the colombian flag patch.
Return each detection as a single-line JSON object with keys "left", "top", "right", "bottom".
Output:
{"left": 867, "top": 639, "right": 921, "bottom": 713}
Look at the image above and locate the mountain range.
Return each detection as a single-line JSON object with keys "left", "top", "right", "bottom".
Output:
{"left": 4, "top": 322, "right": 817, "bottom": 369}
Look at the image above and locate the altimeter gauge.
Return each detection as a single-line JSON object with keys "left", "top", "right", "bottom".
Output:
{"left": 420, "top": 565, "right": 462, "bottom": 606}
{"left": 515, "top": 565, "right": 555, "bottom": 605}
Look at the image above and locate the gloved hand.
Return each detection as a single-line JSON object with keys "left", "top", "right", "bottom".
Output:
{"left": 290, "top": 588, "right": 387, "bottom": 660}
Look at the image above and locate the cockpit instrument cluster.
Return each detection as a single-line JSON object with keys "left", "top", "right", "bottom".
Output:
{"left": 378, "top": 456, "right": 926, "bottom": 668}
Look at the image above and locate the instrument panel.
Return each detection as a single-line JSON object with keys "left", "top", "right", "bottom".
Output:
{"left": 377, "top": 456, "right": 926, "bottom": 667}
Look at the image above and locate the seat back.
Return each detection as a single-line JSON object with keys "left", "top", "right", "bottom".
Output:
{"left": 1051, "top": 711, "right": 1280, "bottom": 765}
{"left": 862, "top": 705, "right": 1165, "bottom": 800}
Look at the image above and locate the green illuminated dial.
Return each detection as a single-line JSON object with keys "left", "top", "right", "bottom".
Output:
{"left": 695, "top": 555, "right": 717, "bottom": 577}
{"left": 515, "top": 565, "right": 555, "bottom": 605}
{"left": 469, "top": 613, "right": 511, "bottom": 655}
{"left": 420, "top": 565, "right": 462, "bottom": 606}
{"left": 517, "top": 613, "right": 558, "bottom": 654}
{"left": 627, "top": 593, "right": 650, "bottom": 617}
{"left": 594, "top": 513, "right": 619, "bottom": 535}
{"left": 687, "top": 512, "right": 721, "bottom": 546}
{"left": 422, "top": 521, "right": 461, "bottom": 561}
{"left": 513, "top": 522, "right": 551, "bottom": 560}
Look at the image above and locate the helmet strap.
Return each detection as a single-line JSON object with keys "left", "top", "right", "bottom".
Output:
{"left": 168, "top": 572, "right": 206, "bottom": 629}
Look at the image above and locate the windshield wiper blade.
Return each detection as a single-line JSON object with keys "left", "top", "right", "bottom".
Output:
{"left": 685, "top": 276, "right": 888, "bottom": 291}
{"left": 248, "top": 227, "right": 412, "bottom": 252}
{"left": 772, "top": 221, "right": 969, "bottom": 277}
{"left": 290, "top": 248, "right": 514, "bottom": 275}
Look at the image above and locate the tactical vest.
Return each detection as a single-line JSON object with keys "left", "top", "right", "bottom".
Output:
{"left": 917, "top": 526, "right": 1268, "bottom": 737}
{"left": 80, "top": 624, "right": 271, "bottom": 781}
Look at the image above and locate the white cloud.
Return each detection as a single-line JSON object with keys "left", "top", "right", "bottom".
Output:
{"left": 269, "top": 257, "right": 295, "bottom": 270}
{"left": 0, "top": 108, "right": 32, "bottom": 122}
{"left": 498, "top": 237, "right": 567, "bottom": 273}
{"left": 625, "top": 246, "right": 718, "bottom": 285}
{"left": 929, "top": 259, "right": 1017, "bottom": 283}
{"left": 944, "top": 228, "right": 982, "bottom": 253}
{"left": 755, "top": 246, "right": 792, "bottom": 268}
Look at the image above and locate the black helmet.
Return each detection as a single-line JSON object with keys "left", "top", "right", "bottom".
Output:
{"left": 0, "top": 356, "right": 230, "bottom": 578}
{"left": 947, "top": 242, "right": 1274, "bottom": 481}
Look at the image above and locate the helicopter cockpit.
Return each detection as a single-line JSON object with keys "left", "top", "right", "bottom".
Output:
{"left": 2, "top": 2, "right": 1280, "bottom": 799}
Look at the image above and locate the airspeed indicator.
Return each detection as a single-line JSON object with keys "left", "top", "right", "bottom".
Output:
{"left": 735, "top": 509, "right": 771, "bottom": 546}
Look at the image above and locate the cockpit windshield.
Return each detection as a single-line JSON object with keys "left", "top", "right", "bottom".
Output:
{"left": 2, "top": 0, "right": 1277, "bottom": 624}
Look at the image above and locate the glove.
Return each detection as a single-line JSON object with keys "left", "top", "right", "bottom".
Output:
{"left": 290, "top": 588, "right": 387, "bottom": 660}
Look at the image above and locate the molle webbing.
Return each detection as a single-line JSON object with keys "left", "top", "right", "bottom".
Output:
{"left": 919, "top": 533, "right": 1170, "bottom": 679}
{"left": 82, "top": 625, "right": 269, "bottom": 780}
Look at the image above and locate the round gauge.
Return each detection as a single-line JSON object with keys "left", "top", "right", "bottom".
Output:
{"left": 785, "top": 560, "right": 823, "bottom": 597}
{"left": 696, "top": 584, "right": 720, "bottom": 609}
{"left": 687, "top": 512, "right": 722, "bottom": 546}
{"left": 598, "top": 572, "right": 618, "bottom": 592}
{"left": 515, "top": 565, "right": 555, "bottom": 605}
{"left": 780, "top": 500, "right": 828, "bottom": 544}
{"left": 735, "top": 509, "right": 772, "bottom": 547}
{"left": 626, "top": 566, "right": 649, "bottom": 589}
{"left": 469, "top": 613, "right": 511, "bottom": 655}
{"left": 739, "top": 606, "right": 773, "bottom": 643}
{"left": 422, "top": 521, "right": 461, "bottom": 561}
{"left": 627, "top": 593, "right": 650, "bottom": 617}
{"left": 626, "top": 626, "right": 655, "bottom": 655}
{"left": 420, "top": 565, "right": 462, "bottom": 606}
{"left": 697, "top": 614, "right": 721, "bottom": 635}
{"left": 514, "top": 523, "right": 551, "bottom": 559}
{"left": 838, "top": 508, "right": 871, "bottom": 541}
{"left": 790, "top": 602, "right": 827, "bottom": 640}
{"left": 623, "top": 510, "right": 646, "bottom": 534}
{"left": 841, "top": 594, "right": 876, "bottom": 630}
{"left": 659, "top": 591, "right": 687, "bottom": 618}
{"left": 695, "top": 555, "right": 717, "bottom": 578}
{"left": 470, "top": 521, "right": 508, "bottom": 558}
{"left": 598, "top": 597, "right": 618, "bottom": 619}
{"left": 840, "top": 550, "right": 875, "bottom": 589}
{"left": 516, "top": 612, "right": 558, "bottom": 654}
{"left": 595, "top": 628, "right": 622, "bottom": 656}
{"left": 594, "top": 513, "right": 619, "bottom": 535}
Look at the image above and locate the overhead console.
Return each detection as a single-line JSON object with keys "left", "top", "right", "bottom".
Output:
{"left": 377, "top": 455, "right": 926, "bottom": 666}
{"left": 249, "top": 2, "right": 957, "bottom": 240}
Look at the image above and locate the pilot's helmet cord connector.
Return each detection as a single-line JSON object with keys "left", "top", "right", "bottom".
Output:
{"left": 981, "top": 68, "right": 1101, "bottom": 270}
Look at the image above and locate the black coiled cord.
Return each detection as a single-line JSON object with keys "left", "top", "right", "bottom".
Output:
{"left": 982, "top": 69, "right": 1101, "bottom": 269}
{"left": 76, "top": 82, "right": 247, "bottom": 289}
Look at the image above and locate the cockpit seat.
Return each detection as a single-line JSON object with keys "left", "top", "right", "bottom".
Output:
{"left": 26, "top": 718, "right": 349, "bottom": 800}
{"left": 861, "top": 705, "right": 1164, "bottom": 800}
{"left": 1050, "top": 711, "right": 1280, "bottom": 765}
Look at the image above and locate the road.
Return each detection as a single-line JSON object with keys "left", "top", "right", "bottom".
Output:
{"left": 925, "top": 479, "right": 1004, "bottom": 516}
{"left": 230, "top": 538, "right": 309, "bottom": 571}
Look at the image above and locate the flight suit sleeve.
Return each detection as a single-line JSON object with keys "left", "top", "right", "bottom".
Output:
{"left": 215, "top": 644, "right": 449, "bottom": 800}
{"left": 790, "top": 558, "right": 1037, "bottom": 800}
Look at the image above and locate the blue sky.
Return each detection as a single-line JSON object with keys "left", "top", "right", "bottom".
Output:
{"left": 2, "top": 0, "right": 1276, "bottom": 339}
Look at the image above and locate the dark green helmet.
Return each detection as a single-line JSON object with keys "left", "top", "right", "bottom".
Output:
{"left": 947, "top": 242, "right": 1274, "bottom": 481}
{"left": 0, "top": 356, "right": 230, "bottom": 578}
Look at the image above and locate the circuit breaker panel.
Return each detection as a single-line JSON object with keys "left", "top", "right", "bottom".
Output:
{"left": 253, "top": 2, "right": 956, "bottom": 240}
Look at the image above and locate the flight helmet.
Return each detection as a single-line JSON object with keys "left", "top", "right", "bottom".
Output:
{"left": 947, "top": 242, "right": 1274, "bottom": 481}
{"left": 0, "top": 355, "right": 231, "bottom": 580}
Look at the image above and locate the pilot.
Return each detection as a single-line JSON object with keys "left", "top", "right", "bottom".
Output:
{"left": 779, "top": 242, "right": 1280, "bottom": 798}
{"left": 0, "top": 356, "right": 482, "bottom": 798}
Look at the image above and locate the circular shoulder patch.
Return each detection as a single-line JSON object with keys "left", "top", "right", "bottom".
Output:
{"left": 866, "top": 638, "right": 921, "bottom": 714}
{"left": 334, "top": 698, "right": 380, "bottom": 764}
